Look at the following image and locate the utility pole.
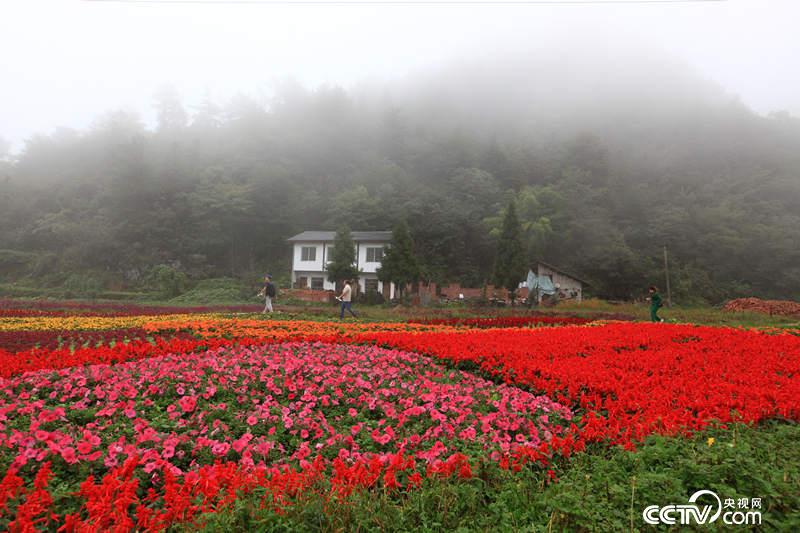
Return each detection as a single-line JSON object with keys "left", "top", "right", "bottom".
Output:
{"left": 663, "top": 245, "right": 672, "bottom": 307}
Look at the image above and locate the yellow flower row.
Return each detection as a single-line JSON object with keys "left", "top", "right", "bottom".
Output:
{"left": 141, "top": 318, "right": 462, "bottom": 339}
{"left": 0, "top": 314, "right": 222, "bottom": 331}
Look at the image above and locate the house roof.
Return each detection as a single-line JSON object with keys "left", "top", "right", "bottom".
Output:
{"left": 535, "top": 261, "right": 591, "bottom": 286}
{"left": 287, "top": 231, "right": 392, "bottom": 243}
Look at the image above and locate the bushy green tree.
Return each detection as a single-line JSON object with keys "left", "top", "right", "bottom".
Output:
{"left": 327, "top": 225, "right": 359, "bottom": 285}
{"left": 485, "top": 186, "right": 557, "bottom": 262}
{"left": 328, "top": 185, "right": 382, "bottom": 229}
{"left": 493, "top": 201, "right": 527, "bottom": 303}
{"left": 145, "top": 264, "right": 189, "bottom": 298}
{"left": 378, "top": 220, "right": 420, "bottom": 298}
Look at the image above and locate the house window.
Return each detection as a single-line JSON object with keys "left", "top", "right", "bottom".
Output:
{"left": 301, "top": 246, "right": 316, "bottom": 261}
{"left": 311, "top": 277, "right": 324, "bottom": 290}
{"left": 366, "top": 247, "right": 384, "bottom": 263}
{"left": 365, "top": 278, "right": 379, "bottom": 292}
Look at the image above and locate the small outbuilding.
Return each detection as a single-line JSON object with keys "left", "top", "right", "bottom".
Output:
{"left": 524, "top": 261, "right": 587, "bottom": 304}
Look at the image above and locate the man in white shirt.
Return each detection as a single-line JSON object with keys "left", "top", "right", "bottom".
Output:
{"left": 338, "top": 279, "right": 358, "bottom": 320}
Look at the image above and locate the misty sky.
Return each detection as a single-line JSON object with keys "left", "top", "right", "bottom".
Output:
{"left": 1, "top": 0, "right": 799, "bottom": 151}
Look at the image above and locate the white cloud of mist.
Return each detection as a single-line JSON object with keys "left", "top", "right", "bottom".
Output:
{"left": 1, "top": 0, "right": 798, "bottom": 150}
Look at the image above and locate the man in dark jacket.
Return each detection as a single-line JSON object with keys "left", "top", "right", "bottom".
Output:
{"left": 648, "top": 286, "right": 663, "bottom": 322}
{"left": 262, "top": 275, "right": 276, "bottom": 313}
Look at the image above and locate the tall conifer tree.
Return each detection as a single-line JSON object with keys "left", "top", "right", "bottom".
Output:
{"left": 493, "top": 201, "right": 526, "bottom": 304}
{"left": 327, "top": 225, "right": 359, "bottom": 285}
{"left": 378, "top": 220, "right": 420, "bottom": 298}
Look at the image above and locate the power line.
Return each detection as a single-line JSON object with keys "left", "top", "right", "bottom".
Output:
{"left": 82, "top": 0, "right": 729, "bottom": 5}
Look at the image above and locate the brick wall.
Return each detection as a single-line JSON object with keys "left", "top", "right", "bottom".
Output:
{"left": 284, "top": 288, "right": 333, "bottom": 303}
{"left": 438, "top": 284, "right": 530, "bottom": 301}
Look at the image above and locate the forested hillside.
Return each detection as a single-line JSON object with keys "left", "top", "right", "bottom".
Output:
{"left": 2, "top": 51, "right": 799, "bottom": 302}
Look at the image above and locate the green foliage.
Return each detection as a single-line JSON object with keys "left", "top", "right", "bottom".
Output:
{"left": 328, "top": 185, "right": 383, "bottom": 229}
{"left": 363, "top": 289, "right": 385, "bottom": 305}
{"left": 2, "top": 70, "right": 800, "bottom": 301}
{"left": 62, "top": 273, "right": 105, "bottom": 299}
{"left": 145, "top": 265, "right": 189, "bottom": 299}
{"left": 485, "top": 187, "right": 557, "bottom": 263}
{"left": 326, "top": 225, "right": 360, "bottom": 284}
{"left": 378, "top": 220, "right": 420, "bottom": 298}
{"left": 402, "top": 176, "right": 497, "bottom": 287}
{"left": 98, "top": 290, "right": 149, "bottom": 301}
{"left": 0, "top": 283, "right": 48, "bottom": 298}
{"left": 169, "top": 277, "right": 250, "bottom": 304}
{"left": 493, "top": 201, "right": 526, "bottom": 300}
{"left": 0, "top": 249, "right": 39, "bottom": 274}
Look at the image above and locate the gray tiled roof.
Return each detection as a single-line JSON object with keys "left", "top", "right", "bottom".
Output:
{"left": 536, "top": 261, "right": 590, "bottom": 285}
{"left": 287, "top": 231, "right": 392, "bottom": 242}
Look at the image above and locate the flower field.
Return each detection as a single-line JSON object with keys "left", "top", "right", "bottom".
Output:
{"left": 407, "top": 315, "right": 593, "bottom": 328}
{"left": 361, "top": 323, "right": 800, "bottom": 448}
{"left": 0, "top": 304, "right": 798, "bottom": 530}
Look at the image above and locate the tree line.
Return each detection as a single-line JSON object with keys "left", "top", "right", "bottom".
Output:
{"left": 1, "top": 57, "right": 799, "bottom": 303}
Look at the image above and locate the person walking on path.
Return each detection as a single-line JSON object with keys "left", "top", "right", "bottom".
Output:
{"left": 648, "top": 285, "right": 664, "bottom": 322}
{"left": 338, "top": 279, "right": 358, "bottom": 320}
{"left": 262, "top": 275, "right": 276, "bottom": 314}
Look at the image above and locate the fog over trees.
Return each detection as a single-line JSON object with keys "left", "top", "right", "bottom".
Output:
{"left": 1, "top": 48, "right": 799, "bottom": 302}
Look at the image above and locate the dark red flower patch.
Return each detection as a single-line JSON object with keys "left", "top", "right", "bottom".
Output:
{"left": 408, "top": 315, "right": 592, "bottom": 328}
{"left": 0, "top": 299, "right": 262, "bottom": 317}
{"left": 0, "top": 328, "right": 152, "bottom": 353}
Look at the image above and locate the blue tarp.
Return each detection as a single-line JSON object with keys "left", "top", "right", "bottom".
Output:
{"left": 526, "top": 269, "right": 556, "bottom": 296}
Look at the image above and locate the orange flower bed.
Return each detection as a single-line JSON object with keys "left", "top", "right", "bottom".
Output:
{"left": 142, "top": 318, "right": 461, "bottom": 341}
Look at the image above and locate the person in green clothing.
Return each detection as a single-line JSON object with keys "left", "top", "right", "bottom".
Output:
{"left": 648, "top": 286, "right": 664, "bottom": 322}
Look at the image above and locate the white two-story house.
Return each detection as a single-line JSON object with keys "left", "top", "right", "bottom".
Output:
{"left": 287, "top": 231, "right": 397, "bottom": 299}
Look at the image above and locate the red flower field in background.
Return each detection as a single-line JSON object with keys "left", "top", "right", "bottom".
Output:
{"left": 408, "top": 315, "right": 593, "bottom": 328}
{"left": 360, "top": 323, "right": 800, "bottom": 448}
